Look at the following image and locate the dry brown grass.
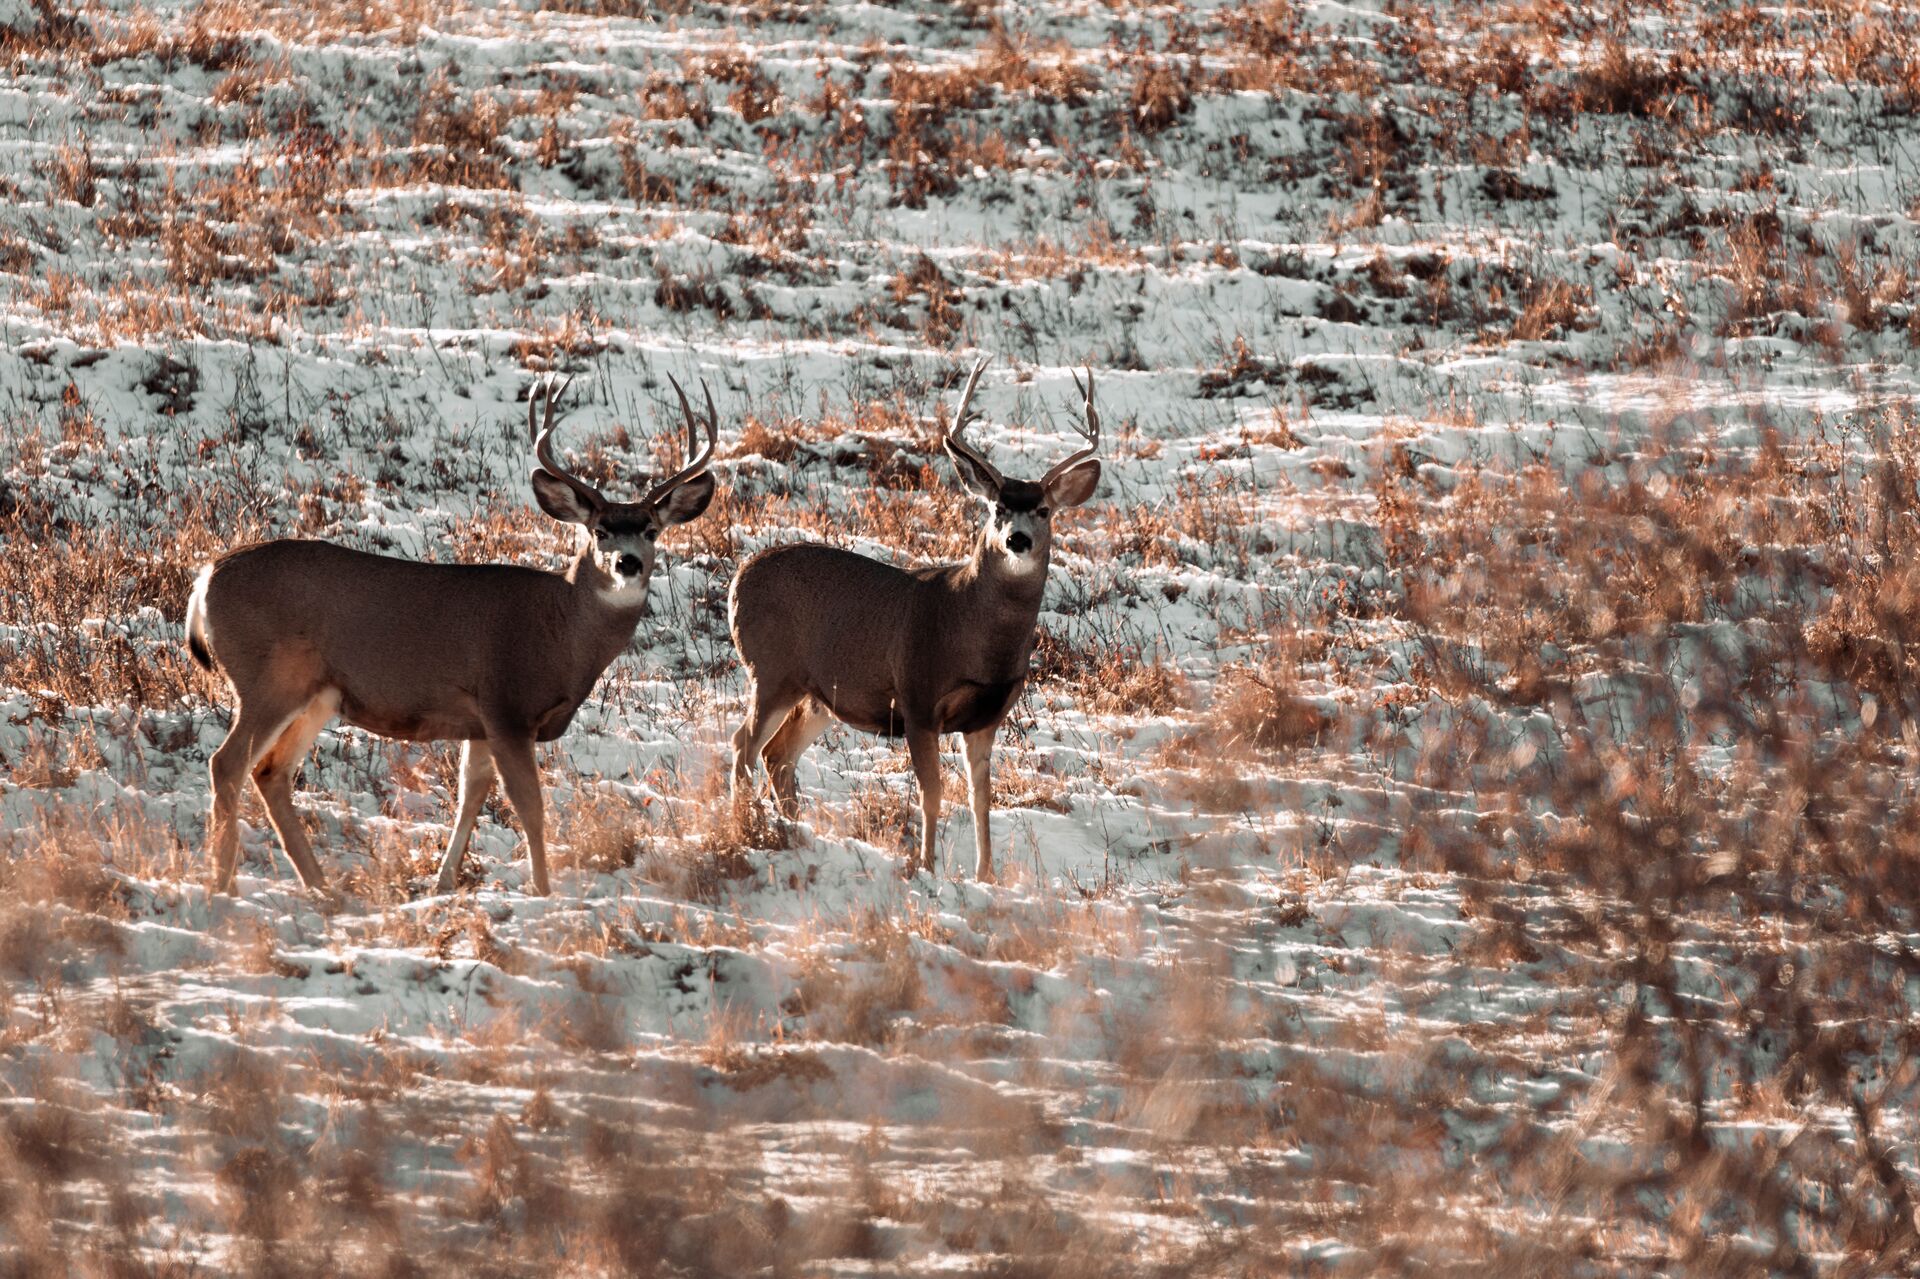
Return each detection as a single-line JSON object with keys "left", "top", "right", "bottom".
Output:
{"left": 3, "top": 1, "right": 1918, "bottom": 1270}
{"left": 554, "top": 785, "right": 651, "bottom": 876}
{"left": 0, "top": 481, "right": 251, "bottom": 709}
{"left": 789, "top": 907, "right": 927, "bottom": 1045}
{"left": 829, "top": 776, "right": 920, "bottom": 850}
{"left": 1511, "top": 276, "right": 1594, "bottom": 341}
{"left": 1032, "top": 630, "right": 1189, "bottom": 717}
{"left": 633, "top": 773, "right": 788, "bottom": 901}
{"left": 1211, "top": 664, "right": 1331, "bottom": 752}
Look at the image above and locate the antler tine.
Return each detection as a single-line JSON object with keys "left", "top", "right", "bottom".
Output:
{"left": 1043, "top": 366, "right": 1102, "bottom": 487}
{"left": 669, "top": 373, "right": 698, "bottom": 454}
{"left": 953, "top": 356, "right": 990, "bottom": 432}
{"left": 692, "top": 379, "right": 719, "bottom": 470}
{"left": 529, "top": 374, "right": 573, "bottom": 456}
{"left": 1069, "top": 367, "right": 1099, "bottom": 444}
{"left": 944, "top": 356, "right": 1002, "bottom": 486}
{"left": 649, "top": 374, "right": 719, "bottom": 506}
{"left": 529, "top": 374, "right": 601, "bottom": 506}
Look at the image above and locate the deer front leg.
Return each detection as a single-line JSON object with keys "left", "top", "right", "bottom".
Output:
{"left": 434, "top": 738, "right": 495, "bottom": 895}
{"left": 488, "top": 734, "right": 549, "bottom": 896}
{"left": 960, "top": 727, "right": 996, "bottom": 882}
{"left": 905, "top": 728, "right": 944, "bottom": 876}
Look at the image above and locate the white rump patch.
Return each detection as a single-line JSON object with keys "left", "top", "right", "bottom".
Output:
{"left": 187, "top": 564, "right": 215, "bottom": 644}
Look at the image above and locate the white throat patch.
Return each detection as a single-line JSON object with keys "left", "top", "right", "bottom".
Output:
{"left": 1002, "top": 548, "right": 1045, "bottom": 575}
{"left": 598, "top": 577, "right": 651, "bottom": 609}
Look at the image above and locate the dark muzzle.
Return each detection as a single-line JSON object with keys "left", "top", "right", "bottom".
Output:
{"left": 616, "top": 554, "right": 643, "bottom": 576}
{"left": 1006, "top": 531, "right": 1032, "bottom": 554}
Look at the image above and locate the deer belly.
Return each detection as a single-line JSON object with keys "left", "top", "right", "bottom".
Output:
{"left": 934, "top": 678, "right": 1024, "bottom": 735}
{"left": 339, "top": 705, "right": 483, "bottom": 742}
{"left": 534, "top": 702, "right": 580, "bottom": 742}
{"left": 814, "top": 688, "right": 907, "bottom": 737}
{"left": 338, "top": 689, "right": 484, "bottom": 742}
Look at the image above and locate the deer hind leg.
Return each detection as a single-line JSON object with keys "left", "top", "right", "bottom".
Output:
{"left": 905, "top": 728, "right": 944, "bottom": 877}
{"left": 731, "top": 680, "right": 803, "bottom": 800}
{"left": 488, "top": 733, "right": 549, "bottom": 897}
{"left": 208, "top": 698, "right": 305, "bottom": 896}
{"left": 433, "top": 739, "right": 495, "bottom": 896}
{"left": 250, "top": 689, "right": 340, "bottom": 897}
{"left": 763, "top": 696, "right": 831, "bottom": 820}
{"left": 960, "top": 727, "right": 997, "bottom": 883}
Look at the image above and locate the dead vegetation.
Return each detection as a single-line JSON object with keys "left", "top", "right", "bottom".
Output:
{"left": 2, "top": 0, "right": 1919, "bottom": 1272}
{"left": 1359, "top": 404, "right": 1920, "bottom": 1266}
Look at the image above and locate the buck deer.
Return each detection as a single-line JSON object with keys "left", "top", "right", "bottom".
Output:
{"left": 185, "top": 376, "right": 719, "bottom": 900}
{"left": 727, "top": 358, "right": 1102, "bottom": 880}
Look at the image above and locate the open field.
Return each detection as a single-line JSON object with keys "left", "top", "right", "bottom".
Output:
{"left": 3, "top": 0, "right": 1920, "bottom": 1272}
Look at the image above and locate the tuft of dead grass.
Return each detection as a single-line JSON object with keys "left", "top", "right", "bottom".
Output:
{"left": 1212, "top": 665, "right": 1331, "bottom": 752}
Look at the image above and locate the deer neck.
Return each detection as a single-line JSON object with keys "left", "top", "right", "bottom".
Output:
{"left": 563, "top": 548, "right": 648, "bottom": 653}
{"left": 958, "top": 535, "right": 1049, "bottom": 658}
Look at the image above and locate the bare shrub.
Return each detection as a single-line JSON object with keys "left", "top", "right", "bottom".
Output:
{"left": 1370, "top": 401, "right": 1920, "bottom": 1266}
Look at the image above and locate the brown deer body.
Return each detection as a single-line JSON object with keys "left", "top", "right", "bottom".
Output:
{"left": 728, "top": 360, "right": 1102, "bottom": 880}
{"left": 186, "top": 378, "right": 719, "bottom": 899}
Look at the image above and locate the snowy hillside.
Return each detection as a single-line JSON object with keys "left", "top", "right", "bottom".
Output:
{"left": 3, "top": 0, "right": 1920, "bottom": 1271}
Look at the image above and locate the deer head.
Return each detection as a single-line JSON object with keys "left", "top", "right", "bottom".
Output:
{"left": 943, "top": 358, "right": 1103, "bottom": 575}
{"left": 527, "top": 374, "right": 719, "bottom": 606}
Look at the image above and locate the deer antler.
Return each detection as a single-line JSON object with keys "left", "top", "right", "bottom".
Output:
{"left": 944, "top": 356, "right": 1002, "bottom": 487}
{"left": 650, "top": 375, "right": 719, "bottom": 506}
{"left": 1042, "top": 367, "right": 1101, "bottom": 487}
{"left": 529, "top": 375, "right": 602, "bottom": 507}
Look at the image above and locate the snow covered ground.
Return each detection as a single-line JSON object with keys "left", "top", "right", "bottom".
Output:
{"left": 3, "top": 0, "right": 1920, "bottom": 1271}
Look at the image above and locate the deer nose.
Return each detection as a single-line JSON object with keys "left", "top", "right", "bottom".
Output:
{"left": 1006, "top": 531, "right": 1032, "bottom": 554}
{"left": 616, "top": 554, "right": 643, "bottom": 577}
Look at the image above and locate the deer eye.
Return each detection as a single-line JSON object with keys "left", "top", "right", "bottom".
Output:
{"left": 1036, "top": 507, "right": 1051, "bottom": 519}
{"left": 644, "top": 528, "right": 658, "bottom": 542}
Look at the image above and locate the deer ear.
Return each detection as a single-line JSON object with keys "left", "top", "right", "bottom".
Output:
{"left": 655, "top": 472, "right": 716, "bottom": 526}
{"left": 531, "top": 469, "right": 598, "bottom": 526}
{"left": 1044, "top": 459, "right": 1101, "bottom": 509}
{"left": 944, "top": 443, "right": 1000, "bottom": 500}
